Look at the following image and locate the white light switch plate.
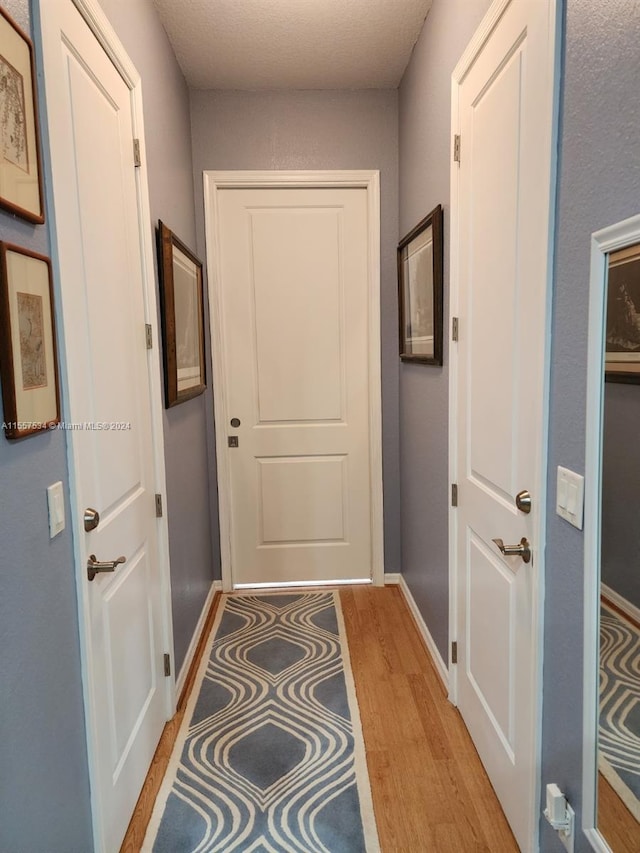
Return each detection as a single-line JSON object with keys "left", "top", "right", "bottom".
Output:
{"left": 556, "top": 466, "right": 584, "bottom": 529}
{"left": 47, "top": 481, "right": 65, "bottom": 538}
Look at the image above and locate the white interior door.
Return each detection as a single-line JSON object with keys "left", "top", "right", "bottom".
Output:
{"left": 209, "top": 180, "right": 381, "bottom": 587}
{"left": 451, "top": 0, "right": 557, "bottom": 849}
{"left": 38, "top": 2, "right": 171, "bottom": 850}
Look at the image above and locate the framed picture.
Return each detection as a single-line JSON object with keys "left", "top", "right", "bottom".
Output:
{"left": 0, "top": 9, "right": 45, "bottom": 223}
{"left": 157, "top": 221, "right": 206, "bottom": 407}
{"left": 605, "top": 241, "right": 640, "bottom": 384}
{"left": 397, "top": 204, "right": 444, "bottom": 364}
{"left": 0, "top": 243, "right": 60, "bottom": 438}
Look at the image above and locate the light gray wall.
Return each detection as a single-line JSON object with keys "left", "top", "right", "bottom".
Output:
{"left": 0, "top": 4, "right": 93, "bottom": 852}
{"left": 189, "top": 89, "right": 401, "bottom": 573}
{"left": 398, "top": 0, "right": 492, "bottom": 660}
{"left": 98, "top": 0, "right": 217, "bottom": 671}
{"left": 541, "top": 1, "right": 640, "bottom": 850}
{"left": 601, "top": 383, "right": 640, "bottom": 609}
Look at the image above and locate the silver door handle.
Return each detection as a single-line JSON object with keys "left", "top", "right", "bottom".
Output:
{"left": 87, "top": 553, "right": 126, "bottom": 581}
{"left": 492, "top": 537, "right": 531, "bottom": 563}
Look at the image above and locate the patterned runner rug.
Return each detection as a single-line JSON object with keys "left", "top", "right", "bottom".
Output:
{"left": 143, "top": 591, "right": 380, "bottom": 852}
{"left": 599, "top": 602, "right": 640, "bottom": 820}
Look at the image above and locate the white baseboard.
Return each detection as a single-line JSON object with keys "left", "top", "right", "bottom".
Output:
{"left": 175, "top": 580, "right": 222, "bottom": 700}
{"left": 601, "top": 582, "right": 640, "bottom": 625}
{"left": 384, "top": 573, "right": 449, "bottom": 690}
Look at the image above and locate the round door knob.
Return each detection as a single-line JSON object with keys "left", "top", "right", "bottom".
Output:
{"left": 84, "top": 507, "right": 100, "bottom": 532}
{"left": 230, "top": 417, "right": 241, "bottom": 428}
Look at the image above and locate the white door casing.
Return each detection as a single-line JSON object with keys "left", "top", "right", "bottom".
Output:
{"left": 204, "top": 172, "right": 384, "bottom": 590}
{"left": 37, "top": 2, "right": 174, "bottom": 851}
{"left": 449, "top": 0, "right": 558, "bottom": 849}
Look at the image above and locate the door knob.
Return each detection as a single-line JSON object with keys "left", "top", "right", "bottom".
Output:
{"left": 515, "top": 490, "right": 532, "bottom": 514}
{"left": 84, "top": 507, "right": 100, "bottom": 532}
{"left": 87, "top": 554, "right": 126, "bottom": 581}
{"left": 492, "top": 537, "right": 531, "bottom": 563}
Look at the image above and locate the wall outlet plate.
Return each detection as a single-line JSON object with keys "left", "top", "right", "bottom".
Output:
{"left": 47, "top": 481, "right": 65, "bottom": 538}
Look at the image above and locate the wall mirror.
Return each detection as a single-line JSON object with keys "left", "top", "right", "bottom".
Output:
{"left": 584, "top": 214, "right": 640, "bottom": 853}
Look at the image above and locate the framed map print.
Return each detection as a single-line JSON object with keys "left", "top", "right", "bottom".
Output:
{"left": 0, "top": 243, "right": 60, "bottom": 438}
{"left": 0, "top": 9, "right": 45, "bottom": 223}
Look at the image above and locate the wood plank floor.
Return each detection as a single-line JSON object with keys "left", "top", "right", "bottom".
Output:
{"left": 122, "top": 584, "right": 517, "bottom": 851}
{"left": 341, "top": 585, "right": 517, "bottom": 852}
{"left": 598, "top": 772, "right": 640, "bottom": 853}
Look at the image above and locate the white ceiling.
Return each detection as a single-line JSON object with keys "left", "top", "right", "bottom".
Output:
{"left": 152, "top": 0, "right": 433, "bottom": 90}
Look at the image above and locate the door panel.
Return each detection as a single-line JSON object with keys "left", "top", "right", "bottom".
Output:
{"left": 217, "top": 187, "right": 372, "bottom": 585}
{"left": 40, "top": 2, "right": 168, "bottom": 850}
{"left": 453, "top": 0, "right": 556, "bottom": 848}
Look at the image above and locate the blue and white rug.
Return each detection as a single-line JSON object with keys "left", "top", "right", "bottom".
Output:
{"left": 143, "top": 591, "right": 380, "bottom": 852}
{"left": 599, "top": 603, "right": 640, "bottom": 820}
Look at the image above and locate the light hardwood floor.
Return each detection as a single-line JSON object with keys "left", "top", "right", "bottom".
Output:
{"left": 598, "top": 772, "right": 640, "bottom": 853}
{"left": 122, "top": 585, "right": 517, "bottom": 851}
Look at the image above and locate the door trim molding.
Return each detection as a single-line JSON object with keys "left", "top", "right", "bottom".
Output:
{"left": 448, "top": 0, "right": 560, "bottom": 849}
{"left": 36, "top": 2, "right": 175, "bottom": 849}
{"left": 582, "top": 214, "right": 640, "bottom": 853}
{"left": 203, "top": 170, "right": 384, "bottom": 591}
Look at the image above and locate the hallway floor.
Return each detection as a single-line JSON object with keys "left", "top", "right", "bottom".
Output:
{"left": 123, "top": 585, "right": 517, "bottom": 852}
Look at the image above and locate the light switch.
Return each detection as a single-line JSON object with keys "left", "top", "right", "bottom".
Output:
{"left": 47, "top": 481, "right": 65, "bottom": 538}
{"left": 556, "top": 466, "right": 584, "bottom": 530}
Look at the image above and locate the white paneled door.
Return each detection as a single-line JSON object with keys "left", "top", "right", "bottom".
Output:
{"left": 209, "top": 179, "right": 382, "bottom": 587}
{"left": 451, "top": 0, "right": 557, "bottom": 849}
{"left": 39, "top": 2, "right": 171, "bottom": 851}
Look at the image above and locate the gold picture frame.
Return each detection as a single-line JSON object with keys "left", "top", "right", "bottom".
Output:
{"left": 0, "top": 8, "right": 45, "bottom": 223}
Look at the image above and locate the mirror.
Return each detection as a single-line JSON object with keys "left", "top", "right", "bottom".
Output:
{"left": 584, "top": 218, "right": 640, "bottom": 853}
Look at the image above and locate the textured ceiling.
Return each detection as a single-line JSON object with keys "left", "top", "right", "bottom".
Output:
{"left": 152, "top": 0, "right": 433, "bottom": 90}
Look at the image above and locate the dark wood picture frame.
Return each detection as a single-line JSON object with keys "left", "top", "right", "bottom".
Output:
{"left": 397, "top": 204, "right": 444, "bottom": 365}
{"left": 157, "top": 221, "right": 206, "bottom": 407}
{"left": 0, "top": 8, "right": 45, "bottom": 224}
{"left": 0, "top": 242, "right": 60, "bottom": 438}
{"left": 604, "top": 241, "right": 640, "bottom": 385}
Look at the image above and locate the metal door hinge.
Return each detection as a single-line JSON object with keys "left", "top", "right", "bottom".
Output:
{"left": 452, "top": 317, "right": 459, "bottom": 341}
{"left": 164, "top": 653, "right": 171, "bottom": 677}
{"left": 451, "top": 484, "right": 458, "bottom": 507}
{"left": 451, "top": 642, "right": 458, "bottom": 664}
{"left": 155, "top": 494, "right": 163, "bottom": 517}
{"left": 453, "top": 134, "right": 461, "bottom": 163}
{"left": 133, "top": 138, "right": 141, "bottom": 167}
{"left": 145, "top": 323, "right": 153, "bottom": 349}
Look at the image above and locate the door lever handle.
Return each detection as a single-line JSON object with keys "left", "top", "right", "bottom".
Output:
{"left": 492, "top": 537, "right": 531, "bottom": 564}
{"left": 87, "top": 553, "right": 126, "bottom": 581}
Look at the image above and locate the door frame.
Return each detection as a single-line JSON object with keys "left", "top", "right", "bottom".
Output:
{"left": 35, "top": 1, "right": 175, "bottom": 849}
{"left": 203, "top": 170, "right": 384, "bottom": 591}
{"left": 447, "top": 0, "right": 560, "bottom": 844}
{"left": 582, "top": 213, "right": 640, "bottom": 853}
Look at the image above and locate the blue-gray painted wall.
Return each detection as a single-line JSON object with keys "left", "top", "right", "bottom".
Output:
{"left": 398, "top": 0, "right": 493, "bottom": 662}
{"left": 601, "top": 383, "right": 640, "bottom": 609}
{"left": 0, "top": 6, "right": 93, "bottom": 853}
{"left": 541, "top": 2, "right": 640, "bottom": 849}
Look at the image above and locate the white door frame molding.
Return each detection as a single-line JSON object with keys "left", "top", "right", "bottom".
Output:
{"left": 448, "top": 0, "right": 560, "bottom": 846}
{"left": 203, "top": 170, "right": 384, "bottom": 591}
{"left": 36, "top": 1, "right": 175, "bottom": 848}
{"left": 582, "top": 214, "right": 640, "bottom": 853}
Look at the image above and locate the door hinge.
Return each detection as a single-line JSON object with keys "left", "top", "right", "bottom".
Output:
{"left": 451, "top": 483, "right": 458, "bottom": 507}
{"left": 145, "top": 323, "right": 153, "bottom": 349}
{"left": 133, "top": 138, "right": 142, "bottom": 167}
{"left": 453, "top": 134, "right": 461, "bottom": 163}
{"left": 452, "top": 317, "right": 459, "bottom": 341}
{"left": 451, "top": 642, "right": 458, "bottom": 664}
{"left": 155, "top": 494, "right": 163, "bottom": 517}
{"left": 163, "top": 653, "right": 171, "bottom": 677}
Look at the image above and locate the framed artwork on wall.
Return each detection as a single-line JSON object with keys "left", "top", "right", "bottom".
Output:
{"left": 157, "top": 221, "right": 206, "bottom": 407}
{"left": 0, "top": 9, "right": 45, "bottom": 223}
{"left": 605, "top": 241, "right": 640, "bottom": 384}
{"left": 0, "top": 243, "right": 60, "bottom": 438}
{"left": 397, "top": 204, "right": 443, "bottom": 365}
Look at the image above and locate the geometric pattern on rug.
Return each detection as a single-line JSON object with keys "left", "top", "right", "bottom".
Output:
{"left": 143, "top": 592, "right": 380, "bottom": 852}
{"left": 599, "top": 602, "right": 640, "bottom": 821}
